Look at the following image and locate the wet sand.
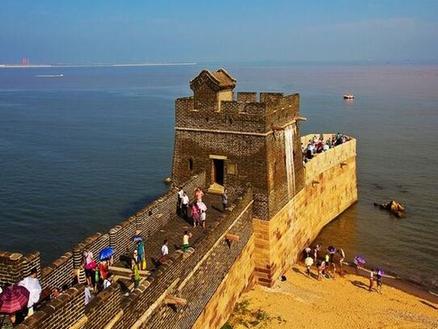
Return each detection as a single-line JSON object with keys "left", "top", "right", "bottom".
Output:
{"left": 227, "top": 265, "right": 438, "bottom": 329}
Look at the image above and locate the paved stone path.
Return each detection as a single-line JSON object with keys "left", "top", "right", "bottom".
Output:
{"left": 117, "top": 193, "right": 227, "bottom": 271}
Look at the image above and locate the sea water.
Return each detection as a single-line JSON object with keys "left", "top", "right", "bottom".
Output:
{"left": 0, "top": 63, "right": 437, "bottom": 290}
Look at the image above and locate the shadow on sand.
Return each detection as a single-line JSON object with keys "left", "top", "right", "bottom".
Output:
{"left": 350, "top": 280, "right": 369, "bottom": 291}
{"left": 292, "top": 267, "right": 318, "bottom": 280}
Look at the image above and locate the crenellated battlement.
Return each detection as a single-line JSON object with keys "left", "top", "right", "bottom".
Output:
{"left": 175, "top": 90, "right": 300, "bottom": 134}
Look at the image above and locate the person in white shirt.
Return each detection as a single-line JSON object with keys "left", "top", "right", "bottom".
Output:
{"left": 177, "top": 187, "right": 184, "bottom": 215}
{"left": 103, "top": 276, "right": 112, "bottom": 289}
{"left": 181, "top": 192, "right": 190, "bottom": 219}
{"left": 18, "top": 268, "right": 41, "bottom": 316}
{"left": 161, "top": 239, "right": 169, "bottom": 257}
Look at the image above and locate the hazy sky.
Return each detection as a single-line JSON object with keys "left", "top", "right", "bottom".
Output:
{"left": 1, "top": 0, "right": 437, "bottom": 64}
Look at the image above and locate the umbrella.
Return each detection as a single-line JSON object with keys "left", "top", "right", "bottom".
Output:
{"left": 18, "top": 277, "right": 41, "bottom": 308}
{"left": 0, "top": 285, "right": 29, "bottom": 314}
{"left": 327, "top": 246, "right": 337, "bottom": 254}
{"left": 353, "top": 256, "right": 366, "bottom": 266}
{"left": 99, "top": 247, "right": 114, "bottom": 261}
{"left": 132, "top": 235, "right": 143, "bottom": 242}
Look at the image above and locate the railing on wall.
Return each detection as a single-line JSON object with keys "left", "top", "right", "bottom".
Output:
{"left": 301, "top": 134, "right": 356, "bottom": 185}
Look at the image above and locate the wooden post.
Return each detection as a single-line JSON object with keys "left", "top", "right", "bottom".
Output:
{"left": 165, "top": 295, "right": 187, "bottom": 306}
{"left": 225, "top": 233, "right": 240, "bottom": 242}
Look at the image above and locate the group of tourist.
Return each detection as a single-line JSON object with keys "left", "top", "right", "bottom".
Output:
{"left": 1, "top": 185, "right": 220, "bottom": 326}
{"left": 0, "top": 268, "right": 42, "bottom": 327}
{"left": 303, "top": 244, "right": 346, "bottom": 280}
{"left": 302, "top": 244, "right": 384, "bottom": 293}
{"left": 78, "top": 250, "right": 113, "bottom": 305}
{"left": 177, "top": 186, "right": 211, "bottom": 229}
{"left": 302, "top": 133, "right": 351, "bottom": 162}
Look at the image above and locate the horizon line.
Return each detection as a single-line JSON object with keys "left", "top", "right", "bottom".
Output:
{"left": 0, "top": 62, "right": 198, "bottom": 69}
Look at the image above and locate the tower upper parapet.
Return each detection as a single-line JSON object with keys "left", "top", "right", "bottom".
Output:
{"left": 176, "top": 69, "right": 300, "bottom": 134}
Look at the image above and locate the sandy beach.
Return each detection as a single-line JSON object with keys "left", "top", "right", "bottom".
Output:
{"left": 226, "top": 265, "right": 438, "bottom": 329}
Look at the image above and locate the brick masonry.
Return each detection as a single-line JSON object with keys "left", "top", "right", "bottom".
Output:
{"left": 172, "top": 70, "right": 304, "bottom": 220}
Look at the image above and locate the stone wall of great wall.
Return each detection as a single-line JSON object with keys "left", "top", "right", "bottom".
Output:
{"left": 13, "top": 185, "right": 253, "bottom": 329}
{"left": 1, "top": 70, "right": 358, "bottom": 329}
{"left": 253, "top": 136, "right": 357, "bottom": 286}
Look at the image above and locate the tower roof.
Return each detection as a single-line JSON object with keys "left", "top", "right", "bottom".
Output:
{"left": 190, "top": 68, "right": 236, "bottom": 91}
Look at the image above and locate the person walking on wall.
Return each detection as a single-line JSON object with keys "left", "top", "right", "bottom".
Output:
{"left": 131, "top": 249, "right": 141, "bottom": 288}
{"left": 182, "top": 231, "right": 192, "bottom": 252}
{"left": 84, "top": 251, "right": 97, "bottom": 288}
{"left": 177, "top": 187, "right": 184, "bottom": 215}
{"left": 194, "top": 187, "right": 204, "bottom": 202}
{"left": 222, "top": 189, "right": 228, "bottom": 212}
{"left": 18, "top": 268, "right": 41, "bottom": 317}
{"left": 137, "top": 239, "right": 146, "bottom": 270}
{"left": 197, "top": 200, "right": 207, "bottom": 229}
{"left": 161, "top": 239, "right": 169, "bottom": 259}
{"left": 191, "top": 202, "right": 201, "bottom": 227}
{"left": 181, "top": 192, "right": 190, "bottom": 219}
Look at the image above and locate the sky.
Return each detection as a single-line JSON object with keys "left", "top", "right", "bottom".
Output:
{"left": 1, "top": 0, "right": 437, "bottom": 64}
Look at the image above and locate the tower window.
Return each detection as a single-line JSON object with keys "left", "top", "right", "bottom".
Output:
{"left": 188, "top": 158, "right": 194, "bottom": 171}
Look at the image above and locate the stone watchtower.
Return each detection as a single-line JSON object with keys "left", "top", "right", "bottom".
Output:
{"left": 172, "top": 69, "right": 305, "bottom": 220}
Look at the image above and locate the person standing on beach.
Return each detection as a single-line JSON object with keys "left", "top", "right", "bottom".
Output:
{"left": 305, "top": 256, "right": 314, "bottom": 277}
{"left": 369, "top": 270, "right": 375, "bottom": 292}
{"left": 317, "top": 260, "right": 326, "bottom": 280}
{"left": 337, "top": 248, "right": 345, "bottom": 275}
{"left": 314, "top": 244, "right": 321, "bottom": 263}
{"left": 304, "top": 247, "right": 312, "bottom": 258}
{"left": 376, "top": 271, "right": 383, "bottom": 294}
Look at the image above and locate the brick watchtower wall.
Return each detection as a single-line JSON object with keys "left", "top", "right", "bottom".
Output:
{"left": 172, "top": 69, "right": 304, "bottom": 220}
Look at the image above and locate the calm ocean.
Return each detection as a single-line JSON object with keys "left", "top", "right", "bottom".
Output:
{"left": 0, "top": 64, "right": 437, "bottom": 290}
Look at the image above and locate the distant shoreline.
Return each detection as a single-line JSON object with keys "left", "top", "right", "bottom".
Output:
{"left": 0, "top": 62, "right": 197, "bottom": 69}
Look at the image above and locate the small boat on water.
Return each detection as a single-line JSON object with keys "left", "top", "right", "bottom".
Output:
{"left": 35, "top": 74, "right": 64, "bottom": 78}
{"left": 343, "top": 94, "right": 355, "bottom": 100}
